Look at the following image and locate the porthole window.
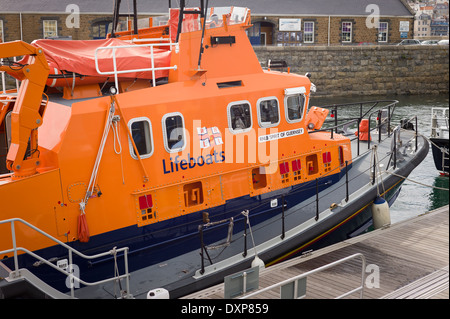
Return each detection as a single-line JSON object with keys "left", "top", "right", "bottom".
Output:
{"left": 285, "top": 94, "right": 306, "bottom": 123}
{"left": 128, "top": 117, "right": 154, "bottom": 159}
{"left": 163, "top": 112, "right": 186, "bottom": 153}
{"left": 257, "top": 97, "right": 280, "bottom": 128}
{"left": 227, "top": 101, "right": 252, "bottom": 133}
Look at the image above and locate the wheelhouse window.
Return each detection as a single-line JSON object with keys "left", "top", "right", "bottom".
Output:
{"left": 163, "top": 113, "right": 186, "bottom": 152}
{"left": 128, "top": 117, "right": 154, "bottom": 159}
{"left": 285, "top": 93, "right": 306, "bottom": 123}
{"left": 257, "top": 97, "right": 280, "bottom": 128}
{"left": 228, "top": 101, "right": 252, "bottom": 133}
{"left": 342, "top": 22, "right": 352, "bottom": 43}
{"left": 304, "top": 22, "right": 314, "bottom": 43}
{"left": 378, "top": 22, "right": 388, "bottom": 43}
{"left": 43, "top": 20, "right": 58, "bottom": 38}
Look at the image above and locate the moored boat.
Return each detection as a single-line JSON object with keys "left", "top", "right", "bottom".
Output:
{"left": 430, "top": 107, "right": 449, "bottom": 176}
{"left": 0, "top": 1, "right": 429, "bottom": 299}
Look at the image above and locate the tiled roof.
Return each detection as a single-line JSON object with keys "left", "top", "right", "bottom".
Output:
{"left": 0, "top": 0, "right": 414, "bottom": 16}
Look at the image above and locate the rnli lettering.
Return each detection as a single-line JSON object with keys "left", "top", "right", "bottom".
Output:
{"left": 258, "top": 128, "right": 304, "bottom": 143}
{"left": 163, "top": 151, "right": 225, "bottom": 174}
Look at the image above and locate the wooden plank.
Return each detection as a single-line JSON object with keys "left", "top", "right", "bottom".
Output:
{"left": 183, "top": 206, "right": 449, "bottom": 299}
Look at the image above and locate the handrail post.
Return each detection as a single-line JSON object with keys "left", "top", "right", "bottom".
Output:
{"left": 345, "top": 160, "right": 349, "bottom": 202}
{"left": 281, "top": 195, "right": 285, "bottom": 240}
{"left": 243, "top": 218, "right": 248, "bottom": 257}
{"left": 372, "top": 149, "right": 376, "bottom": 185}
{"left": 415, "top": 116, "right": 418, "bottom": 152}
{"left": 69, "top": 250, "right": 75, "bottom": 298}
{"left": 388, "top": 103, "right": 391, "bottom": 137}
{"left": 315, "top": 178, "right": 319, "bottom": 221}
{"left": 378, "top": 110, "right": 382, "bottom": 143}
{"left": 357, "top": 117, "right": 361, "bottom": 156}
{"left": 393, "top": 129, "right": 397, "bottom": 169}
{"left": 150, "top": 45, "right": 156, "bottom": 87}
{"left": 368, "top": 114, "right": 371, "bottom": 150}
{"left": 11, "top": 220, "right": 19, "bottom": 274}
{"left": 124, "top": 248, "right": 130, "bottom": 298}
{"left": 199, "top": 226, "right": 205, "bottom": 274}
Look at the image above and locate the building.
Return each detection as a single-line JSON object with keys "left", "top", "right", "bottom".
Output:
{"left": 1, "top": 0, "right": 414, "bottom": 45}
{"left": 415, "top": 13, "right": 432, "bottom": 37}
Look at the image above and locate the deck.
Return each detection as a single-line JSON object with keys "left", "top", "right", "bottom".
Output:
{"left": 183, "top": 205, "right": 449, "bottom": 299}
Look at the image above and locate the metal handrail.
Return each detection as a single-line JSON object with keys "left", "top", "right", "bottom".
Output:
{"left": 0, "top": 218, "right": 131, "bottom": 299}
{"left": 240, "top": 253, "right": 366, "bottom": 299}
{"left": 94, "top": 42, "right": 178, "bottom": 89}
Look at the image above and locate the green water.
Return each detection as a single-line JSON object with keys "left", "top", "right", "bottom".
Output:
{"left": 311, "top": 94, "right": 449, "bottom": 224}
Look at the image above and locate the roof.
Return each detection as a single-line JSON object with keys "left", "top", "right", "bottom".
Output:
{"left": 0, "top": 0, "right": 414, "bottom": 17}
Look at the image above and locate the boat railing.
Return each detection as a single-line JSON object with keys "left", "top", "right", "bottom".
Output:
{"left": 431, "top": 107, "right": 449, "bottom": 139}
{"left": 240, "top": 253, "right": 366, "bottom": 299}
{"left": 0, "top": 218, "right": 131, "bottom": 299}
{"left": 310, "top": 100, "right": 399, "bottom": 156}
{"left": 94, "top": 42, "right": 178, "bottom": 90}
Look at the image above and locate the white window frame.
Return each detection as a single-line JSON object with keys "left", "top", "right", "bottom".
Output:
{"left": 257, "top": 97, "right": 280, "bottom": 128}
{"left": 128, "top": 117, "right": 154, "bottom": 160}
{"left": 303, "top": 21, "right": 315, "bottom": 43}
{"left": 227, "top": 100, "right": 253, "bottom": 134}
{"left": 0, "top": 20, "right": 4, "bottom": 43}
{"left": 162, "top": 112, "right": 186, "bottom": 153}
{"left": 342, "top": 22, "right": 352, "bottom": 43}
{"left": 43, "top": 20, "right": 58, "bottom": 38}
{"left": 378, "top": 22, "right": 389, "bottom": 43}
{"left": 284, "top": 91, "right": 307, "bottom": 124}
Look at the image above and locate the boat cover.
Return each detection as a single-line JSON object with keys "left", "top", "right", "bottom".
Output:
{"left": 30, "top": 38, "right": 172, "bottom": 79}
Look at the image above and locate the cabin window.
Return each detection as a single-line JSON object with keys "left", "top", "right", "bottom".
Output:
{"left": 228, "top": 101, "right": 252, "bottom": 133}
{"left": 257, "top": 97, "right": 280, "bottom": 128}
{"left": 128, "top": 117, "right": 154, "bottom": 160}
{"left": 163, "top": 112, "right": 186, "bottom": 153}
{"left": 285, "top": 94, "right": 306, "bottom": 123}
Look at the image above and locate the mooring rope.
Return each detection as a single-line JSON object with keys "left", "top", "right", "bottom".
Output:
{"left": 384, "top": 170, "right": 449, "bottom": 191}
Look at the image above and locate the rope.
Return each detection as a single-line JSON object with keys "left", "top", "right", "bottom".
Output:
{"left": 111, "top": 246, "right": 124, "bottom": 298}
{"left": 384, "top": 170, "right": 449, "bottom": 191}
{"left": 79, "top": 100, "right": 116, "bottom": 213}
{"left": 372, "top": 145, "right": 386, "bottom": 198}
{"left": 242, "top": 210, "right": 258, "bottom": 257}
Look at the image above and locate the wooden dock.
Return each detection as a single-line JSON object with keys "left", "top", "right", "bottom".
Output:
{"left": 183, "top": 205, "right": 449, "bottom": 299}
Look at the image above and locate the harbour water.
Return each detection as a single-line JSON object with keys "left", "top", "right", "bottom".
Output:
{"left": 311, "top": 94, "right": 449, "bottom": 224}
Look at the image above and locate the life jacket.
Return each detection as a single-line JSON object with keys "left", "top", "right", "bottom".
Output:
{"left": 355, "top": 119, "right": 372, "bottom": 141}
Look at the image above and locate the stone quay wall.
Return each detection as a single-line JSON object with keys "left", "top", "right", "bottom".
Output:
{"left": 253, "top": 45, "right": 449, "bottom": 97}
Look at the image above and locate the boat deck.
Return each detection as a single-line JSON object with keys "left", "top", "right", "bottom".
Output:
{"left": 182, "top": 205, "right": 449, "bottom": 299}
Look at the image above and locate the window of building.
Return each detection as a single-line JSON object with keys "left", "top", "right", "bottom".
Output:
{"left": 304, "top": 22, "right": 314, "bottom": 43}
{"left": 228, "top": 101, "right": 252, "bottom": 133}
{"left": 277, "top": 31, "right": 302, "bottom": 46}
{"left": 0, "top": 20, "right": 4, "bottom": 43}
{"left": 285, "top": 93, "right": 306, "bottom": 123}
{"left": 378, "top": 22, "right": 388, "bottom": 43}
{"left": 257, "top": 97, "right": 280, "bottom": 128}
{"left": 342, "top": 22, "right": 352, "bottom": 43}
{"left": 92, "top": 20, "right": 113, "bottom": 39}
{"left": 128, "top": 117, "right": 154, "bottom": 159}
{"left": 43, "top": 20, "right": 58, "bottom": 38}
{"left": 163, "top": 113, "right": 186, "bottom": 153}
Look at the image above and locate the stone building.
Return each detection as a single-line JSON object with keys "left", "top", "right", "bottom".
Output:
{"left": 1, "top": 0, "right": 414, "bottom": 45}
